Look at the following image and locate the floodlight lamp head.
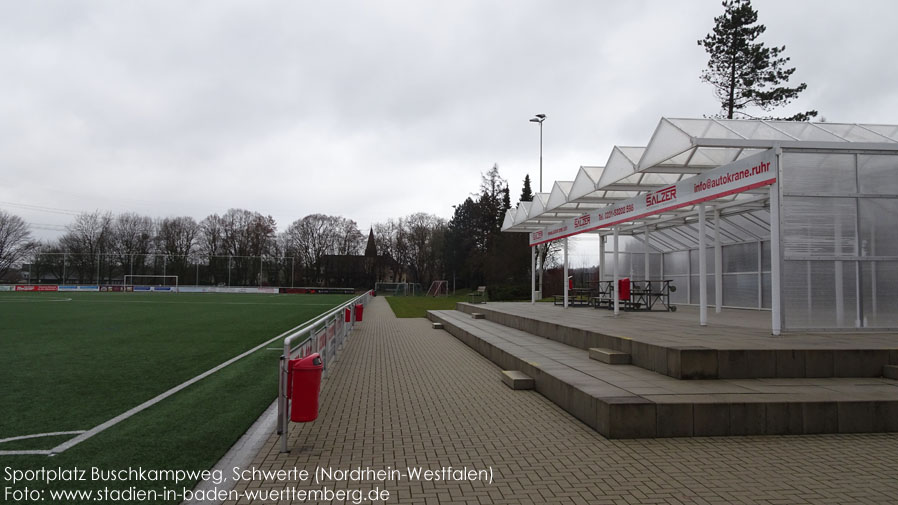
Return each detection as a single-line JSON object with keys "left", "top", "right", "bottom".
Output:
{"left": 535, "top": 114, "right": 546, "bottom": 119}
{"left": 529, "top": 118, "right": 540, "bottom": 123}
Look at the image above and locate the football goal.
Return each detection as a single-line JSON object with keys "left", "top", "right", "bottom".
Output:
{"left": 374, "top": 282, "right": 423, "bottom": 296}
{"left": 426, "top": 280, "right": 448, "bottom": 297}
{"left": 123, "top": 275, "right": 179, "bottom": 293}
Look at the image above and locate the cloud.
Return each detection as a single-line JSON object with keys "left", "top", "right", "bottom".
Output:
{"left": 2, "top": 0, "right": 897, "bottom": 241}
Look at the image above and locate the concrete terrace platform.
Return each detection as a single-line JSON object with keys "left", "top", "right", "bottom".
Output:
{"left": 428, "top": 306, "right": 898, "bottom": 439}
{"left": 451, "top": 302, "right": 898, "bottom": 379}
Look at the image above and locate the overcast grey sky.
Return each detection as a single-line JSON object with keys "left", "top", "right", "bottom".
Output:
{"left": 3, "top": 0, "right": 897, "bottom": 247}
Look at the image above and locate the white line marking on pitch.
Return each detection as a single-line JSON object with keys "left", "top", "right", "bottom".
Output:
{"left": 0, "top": 430, "right": 86, "bottom": 444}
{"left": 0, "top": 449, "right": 54, "bottom": 456}
{"left": 45, "top": 306, "right": 336, "bottom": 456}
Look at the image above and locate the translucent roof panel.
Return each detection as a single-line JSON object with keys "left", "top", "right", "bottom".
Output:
{"left": 816, "top": 123, "right": 897, "bottom": 143}
{"left": 545, "top": 181, "right": 573, "bottom": 210}
{"left": 597, "top": 146, "right": 643, "bottom": 188}
{"left": 502, "top": 209, "right": 516, "bottom": 229}
{"left": 668, "top": 118, "right": 746, "bottom": 140}
{"left": 864, "top": 124, "right": 898, "bottom": 141}
{"left": 527, "top": 193, "right": 550, "bottom": 218}
{"left": 766, "top": 121, "right": 844, "bottom": 142}
{"left": 513, "top": 202, "right": 532, "bottom": 225}
{"left": 716, "top": 119, "right": 796, "bottom": 141}
{"left": 638, "top": 119, "right": 694, "bottom": 170}
{"left": 569, "top": 166, "right": 603, "bottom": 201}
{"left": 504, "top": 117, "right": 898, "bottom": 235}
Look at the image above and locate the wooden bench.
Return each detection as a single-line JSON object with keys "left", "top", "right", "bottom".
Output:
{"left": 468, "top": 286, "right": 487, "bottom": 304}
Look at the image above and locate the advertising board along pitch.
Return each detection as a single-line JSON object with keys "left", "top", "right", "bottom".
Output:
{"left": 529, "top": 149, "right": 776, "bottom": 246}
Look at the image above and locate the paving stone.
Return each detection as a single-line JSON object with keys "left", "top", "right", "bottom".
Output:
{"left": 234, "top": 300, "right": 898, "bottom": 505}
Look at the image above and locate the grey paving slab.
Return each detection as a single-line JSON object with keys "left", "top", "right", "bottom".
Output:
{"left": 232, "top": 298, "right": 898, "bottom": 505}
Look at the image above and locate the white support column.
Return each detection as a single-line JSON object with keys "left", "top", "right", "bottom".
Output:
{"left": 698, "top": 205, "right": 708, "bottom": 326}
{"left": 599, "top": 234, "right": 605, "bottom": 282}
{"left": 563, "top": 238, "right": 569, "bottom": 308}
{"left": 531, "top": 246, "right": 536, "bottom": 304}
{"left": 770, "top": 180, "right": 782, "bottom": 336}
{"left": 644, "top": 227, "right": 650, "bottom": 281}
{"left": 613, "top": 227, "right": 620, "bottom": 316}
{"left": 714, "top": 208, "right": 722, "bottom": 313}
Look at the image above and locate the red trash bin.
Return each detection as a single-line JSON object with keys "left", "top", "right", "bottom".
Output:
{"left": 354, "top": 304, "right": 364, "bottom": 322}
{"left": 289, "top": 353, "right": 323, "bottom": 422}
{"left": 618, "top": 278, "right": 631, "bottom": 301}
{"left": 345, "top": 307, "right": 352, "bottom": 322}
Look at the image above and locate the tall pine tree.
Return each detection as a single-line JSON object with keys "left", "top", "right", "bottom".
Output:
{"left": 698, "top": 0, "right": 817, "bottom": 121}
{"left": 519, "top": 174, "right": 533, "bottom": 203}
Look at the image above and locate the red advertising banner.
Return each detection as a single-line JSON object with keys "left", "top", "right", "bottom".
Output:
{"left": 15, "top": 285, "right": 58, "bottom": 292}
{"left": 530, "top": 149, "right": 776, "bottom": 246}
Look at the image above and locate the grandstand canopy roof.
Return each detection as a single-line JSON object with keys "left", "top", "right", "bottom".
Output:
{"left": 502, "top": 117, "right": 898, "bottom": 252}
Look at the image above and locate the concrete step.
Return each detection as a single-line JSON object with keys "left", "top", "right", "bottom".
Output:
{"left": 885, "top": 365, "right": 898, "bottom": 380}
{"left": 428, "top": 308, "right": 898, "bottom": 439}
{"left": 453, "top": 302, "right": 895, "bottom": 380}
{"left": 501, "top": 370, "right": 534, "bottom": 390}
{"left": 471, "top": 313, "right": 485, "bottom": 319}
{"left": 589, "top": 347, "right": 631, "bottom": 364}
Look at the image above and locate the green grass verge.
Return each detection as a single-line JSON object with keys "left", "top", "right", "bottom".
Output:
{"left": 384, "top": 292, "right": 471, "bottom": 318}
{"left": 0, "top": 291, "right": 351, "bottom": 504}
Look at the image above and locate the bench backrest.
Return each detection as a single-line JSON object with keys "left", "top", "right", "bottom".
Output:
{"left": 476, "top": 286, "right": 486, "bottom": 293}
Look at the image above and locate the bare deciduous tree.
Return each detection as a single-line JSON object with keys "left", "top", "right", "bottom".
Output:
{"left": 0, "top": 210, "right": 35, "bottom": 280}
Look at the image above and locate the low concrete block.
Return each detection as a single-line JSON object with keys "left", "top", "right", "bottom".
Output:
{"left": 693, "top": 403, "right": 730, "bottom": 436}
{"left": 775, "top": 350, "right": 805, "bottom": 378}
{"left": 501, "top": 370, "right": 534, "bottom": 390}
{"left": 588, "top": 347, "right": 630, "bottom": 365}
{"left": 431, "top": 322, "right": 444, "bottom": 329}
{"left": 730, "top": 403, "right": 766, "bottom": 435}
{"left": 678, "top": 348, "right": 718, "bottom": 379}
{"left": 604, "top": 397, "right": 657, "bottom": 438}
{"left": 838, "top": 401, "right": 875, "bottom": 434}
{"left": 471, "top": 313, "right": 485, "bottom": 320}
{"left": 884, "top": 365, "right": 898, "bottom": 380}
{"left": 765, "top": 402, "right": 804, "bottom": 435}
{"left": 656, "top": 403, "right": 693, "bottom": 437}
{"left": 802, "top": 402, "right": 838, "bottom": 434}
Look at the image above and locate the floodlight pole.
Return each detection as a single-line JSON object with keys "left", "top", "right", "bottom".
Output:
{"left": 529, "top": 114, "right": 547, "bottom": 192}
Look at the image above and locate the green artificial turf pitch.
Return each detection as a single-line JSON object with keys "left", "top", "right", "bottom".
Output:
{"left": 0, "top": 291, "right": 351, "bottom": 503}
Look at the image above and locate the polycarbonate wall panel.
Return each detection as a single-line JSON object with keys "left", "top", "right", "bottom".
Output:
{"left": 600, "top": 252, "right": 661, "bottom": 279}
{"left": 783, "top": 197, "right": 857, "bottom": 256}
{"left": 663, "top": 251, "right": 689, "bottom": 275}
{"left": 862, "top": 261, "right": 898, "bottom": 327}
{"left": 782, "top": 153, "right": 857, "bottom": 193}
{"left": 859, "top": 199, "right": 898, "bottom": 256}
{"left": 858, "top": 154, "right": 898, "bottom": 194}
{"left": 689, "top": 248, "right": 715, "bottom": 273}
{"left": 659, "top": 240, "right": 769, "bottom": 309}
{"left": 761, "top": 273, "right": 771, "bottom": 309}
{"left": 668, "top": 275, "right": 688, "bottom": 303}
{"left": 723, "top": 274, "right": 759, "bottom": 307}
{"left": 783, "top": 260, "right": 858, "bottom": 329}
{"left": 689, "top": 275, "right": 715, "bottom": 305}
{"left": 722, "top": 242, "right": 758, "bottom": 272}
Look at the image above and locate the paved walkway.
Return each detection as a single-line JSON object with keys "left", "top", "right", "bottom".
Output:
{"left": 231, "top": 297, "right": 898, "bottom": 504}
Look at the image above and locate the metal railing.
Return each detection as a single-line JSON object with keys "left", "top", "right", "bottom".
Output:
{"left": 277, "top": 290, "right": 373, "bottom": 452}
